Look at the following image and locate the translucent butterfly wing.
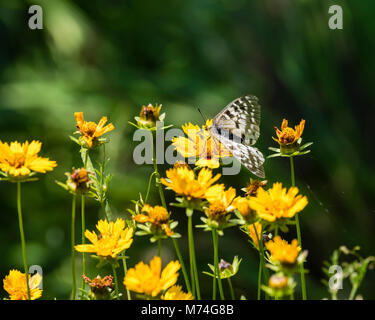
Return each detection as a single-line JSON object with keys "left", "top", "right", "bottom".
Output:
{"left": 210, "top": 95, "right": 265, "bottom": 178}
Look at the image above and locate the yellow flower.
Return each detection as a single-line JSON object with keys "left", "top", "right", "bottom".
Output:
{"left": 172, "top": 120, "right": 231, "bottom": 169}
{"left": 74, "top": 112, "right": 115, "bottom": 148}
{"left": 249, "top": 182, "right": 308, "bottom": 222}
{"left": 3, "top": 269, "right": 42, "bottom": 300}
{"left": 232, "top": 196, "right": 255, "bottom": 219}
{"left": 137, "top": 104, "right": 162, "bottom": 128}
{"left": 124, "top": 256, "right": 180, "bottom": 297}
{"left": 273, "top": 119, "right": 305, "bottom": 146}
{"left": 161, "top": 165, "right": 221, "bottom": 201}
{"left": 133, "top": 204, "right": 174, "bottom": 236}
{"left": 75, "top": 218, "right": 133, "bottom": 258}
{"left": 161, "top": 285, "right": 193, "bottom": 300}
{"left": 247, "top": 222, "right": 262, "bottom": 249}
{"left": 204, "top": 184, "right": 236, "bottom": 221}
{"left": 266, "top": 236, "right": 301, "bottom": 265}
{"left": 0, "top": 140, "right": 57, "bottom": 178}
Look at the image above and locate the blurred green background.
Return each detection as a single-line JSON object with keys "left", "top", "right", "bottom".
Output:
{"left": 0, "top": 0, "right": 374, "bottom": 300}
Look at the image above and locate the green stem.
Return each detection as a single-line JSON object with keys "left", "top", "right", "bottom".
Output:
{"left": 213, "top": 230, "right": 225, "bottom": 300}
{"left": 227, "top": 277, "right": 235, "bottom": 300}
{"left": 112, "top": 264, "right": 119, "bottom": 300}
{"left": 254, "top": 224, "right": 269, "bottom": 299}
{"left": 188, "top": 212, "right": 201, "bottom": 299}
{"left": 80, "top": 149, "right": 88, "bottom": 299}
{"left": 252, "top": 224, "right": 262, "bottom": 300}
{"left": 150, "top": 130, "right": 191, "bottom": 294}
{"left": 211, "top": 230, "right": 217, "bottom": 300}
{"left": 349, "top": 284, "right": 359, "bottom": 300}
{"left": 122, "top": 254, "right": 131, "bottom": 300}
{"left": 71, "top": 195, "right": 77, "bottom": 300}
{"left": 172, "top": 238, "right": 191, "bottom": 293}
{"left": 80, "top": 194, "right": 86, "bottom": 299}
{"left": 145, "top": 171, "right": 156, "bottom": 203}
{"left": 290, "top": 156, "right": 307, "bottom": 300}
{"left": 256, "top": 246, "right": 262, "bottom": 300}
{"left": 16, "top": 182, "right": 30, "bottom": 300}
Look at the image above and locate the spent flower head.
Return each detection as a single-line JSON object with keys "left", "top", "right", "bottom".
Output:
{"left": 82, "top": 275, "right": 114, "bottom": 300}
{"left": 242, "top": 179, "right": 267, "bottom": 197}
{"left": 204, "top": 256, "right": 242, "bottom": 279}
{"left": 56, "top": 167, "right": 93, "bottom": 195}
{"left": 0, "top": 140, "right": 57, "bottom": 182}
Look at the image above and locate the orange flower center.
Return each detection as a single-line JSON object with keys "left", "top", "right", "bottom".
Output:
{"left": 82, "top": 122, "right": 98, "bottom": 136}
{"left": 10, "top": 152, "right": 26, "bottom": 168}
{"left": 207, "top": 202, "right": 227, "bottom": 220}
{"left": 149, "top": 206, "right": 169, "bottom": 223}
{"left": 279, "top": 127, "right": 296, "bottom": 144}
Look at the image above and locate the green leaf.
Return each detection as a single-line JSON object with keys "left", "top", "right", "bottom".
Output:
{"left": 267, "top": 153, "right": 282, "bottom": 159}
{"left": 300, "top": 142, "right": 313, "bottom": 150}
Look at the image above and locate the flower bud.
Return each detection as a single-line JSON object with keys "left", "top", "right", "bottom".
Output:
{"left": 269, "top": 274, "right": 288, "bottom": 289}
{"left": 137, "top": 104, "right": 162, "bottom": 129}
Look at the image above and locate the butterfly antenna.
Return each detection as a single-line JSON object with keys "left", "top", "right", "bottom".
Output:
{"left": 197, "top": 107, "right": 207, "bottom": 122}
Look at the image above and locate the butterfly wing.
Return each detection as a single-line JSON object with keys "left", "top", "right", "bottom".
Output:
{"left": 211, "top": 95, "right": 265, "bottom": 178}
{"left": 213, "top": 95, "right": 261, "bottom": 145}
{"left": 211, "top": 132, "right": 265, "bottom": 178}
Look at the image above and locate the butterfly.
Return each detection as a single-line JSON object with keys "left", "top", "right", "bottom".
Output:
{"left": 207, "top": 95, "right": 265, "bottom": 178}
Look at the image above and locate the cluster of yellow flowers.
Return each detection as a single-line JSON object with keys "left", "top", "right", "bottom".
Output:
{"left": 0, "top": 102, "right": 313, "bottom": 301}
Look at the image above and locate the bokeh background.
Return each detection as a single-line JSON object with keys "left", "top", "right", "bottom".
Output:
{"left": 0, "top": 0, "right": 374, "bottom": 300}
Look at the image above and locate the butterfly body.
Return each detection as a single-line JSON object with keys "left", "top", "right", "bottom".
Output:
{"left": 208, "top": 95, "right": 265, "bottom": 178}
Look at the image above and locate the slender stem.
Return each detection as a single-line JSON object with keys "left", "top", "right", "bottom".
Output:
{"left": 71, "top": 195, "right": 77, "bottom": 300}
{"left": 151, "top": 130, "right": 191, "bottom": 294}
{"left": 16, "top": 182, "right": 30, "bottom": 300}
{"left": 256, "top": 247, "right": 262, "bottom": 300}
{"left": 80, "top": 194, "right": 86, "bottom": 299}
{"left": 254, "top": 224, "right": 269, "bottom": 299}
{"left": 152, "top": 133, "right": 167, "bottom": 208}
{"left": 158, "top": 239, "right": 162, "bottom": 257}
{"left": 211, "top": 230, "right": 217, "bottom": 300}
{"left": 290, "top": 156, "right": 307, "bottom": 300}
{"left": 252, "top": 224, "right": 261, "bottom": 299}
{"left": 122, "top": 254, "right": 131, "bottom": 300}
{"left": 145, "top": 171, "right": 156, "bottom": 203}
{"left": 112, "top": 264, "right": 119, "bottom": 300}
{"left": 213, "top": 230, "right": 225, "bottom": 300}
{"left": 349, "top": 284, "right": 359, "bottom": 300}
{"left": 172, "top": 238, "right": 191, "bottom": 293}
{"left": 80, "top": 149, "right": 88, "bottom": 299}
{"left": 188, "top": 213, "right": 201, "bottom": 299}
{"left": 227, "top": 277, "right": 235, "bottom": 300}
